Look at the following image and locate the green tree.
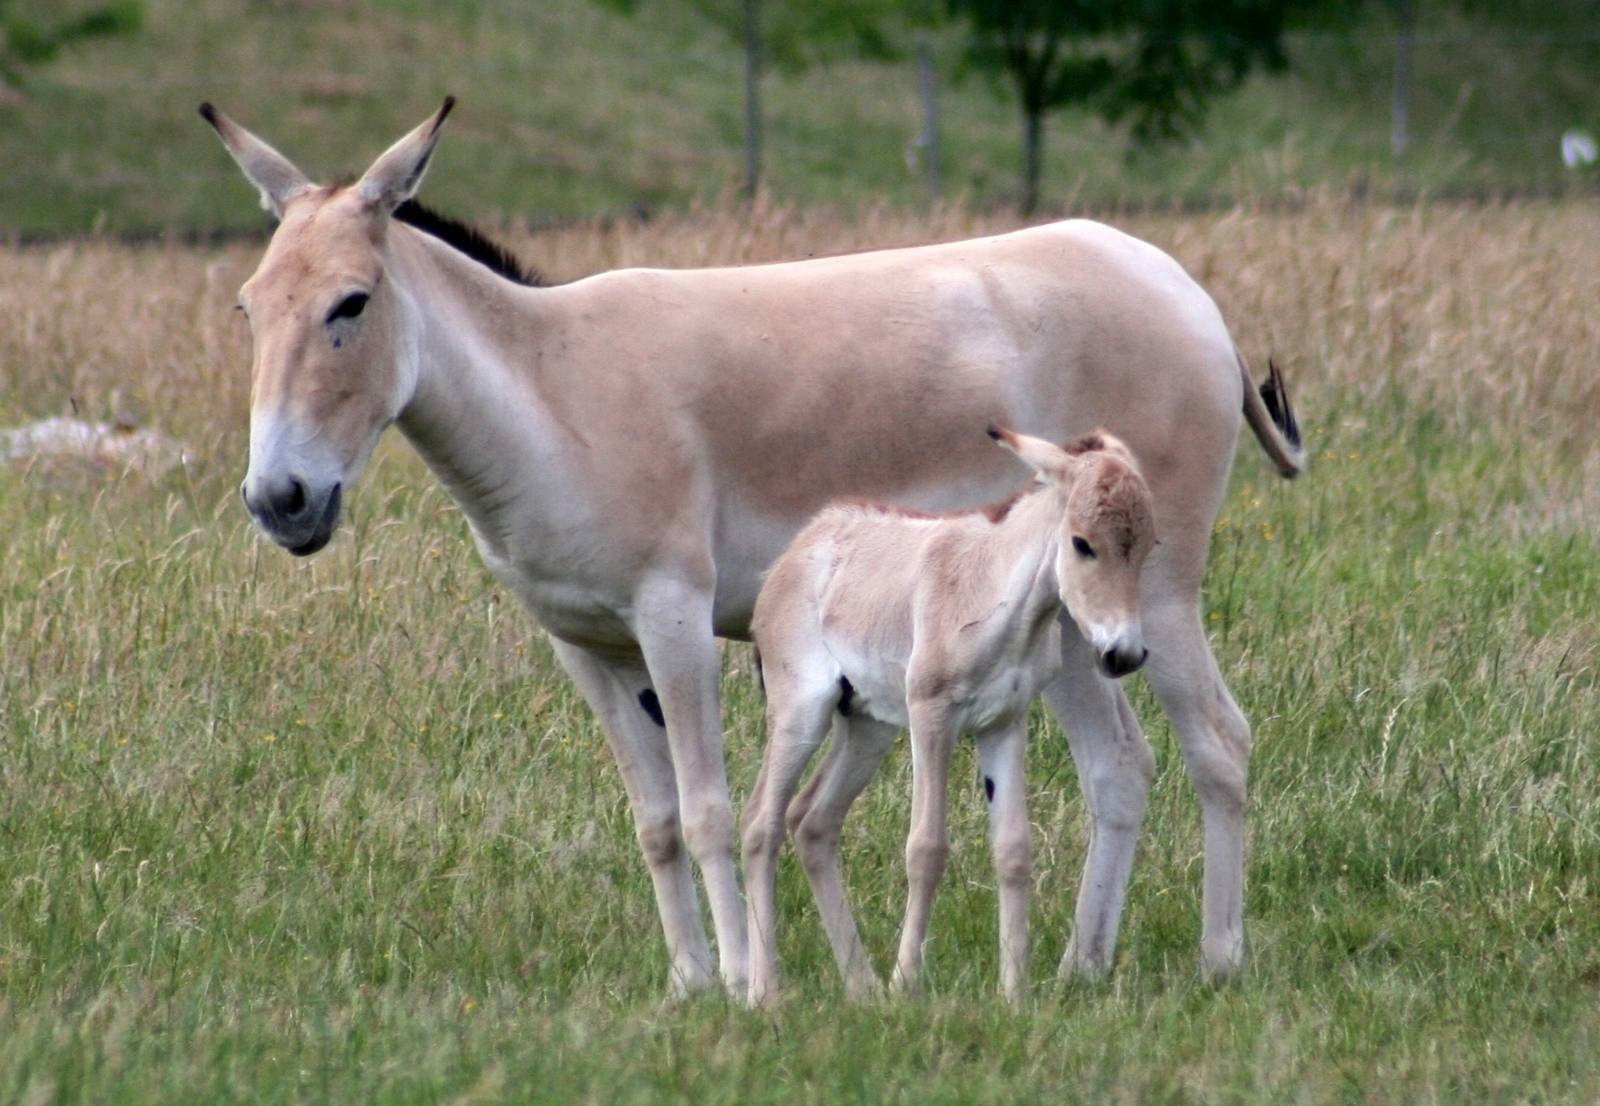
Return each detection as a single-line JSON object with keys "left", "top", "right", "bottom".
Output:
{"left": 597, "top": 0, "right": 897, "bottom": 198}
{"left": 1, "top": 0, "right": 141, "bottom": 92}
{"left": 946, "top": 0, "right": 1334, "bottom": 213}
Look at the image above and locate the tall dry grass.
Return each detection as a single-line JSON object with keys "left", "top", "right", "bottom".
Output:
{"left": 4, "top": 195, "right": 1596, "bottom": 468}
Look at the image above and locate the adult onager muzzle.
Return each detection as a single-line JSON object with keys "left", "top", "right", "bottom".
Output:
{"left": 239, "top": 473, "right": 342, "bottom": 556}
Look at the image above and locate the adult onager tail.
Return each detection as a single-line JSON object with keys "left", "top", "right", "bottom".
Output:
{"left": 743, "top": 428, "right": 1156, "bottom": 1007}
{"left": 202, "top": 99, "right": 1305, "bottom": 995}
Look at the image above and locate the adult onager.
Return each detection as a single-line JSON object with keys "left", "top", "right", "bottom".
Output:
{"left": 201, "top": 99, "right": 1304, "bottom": 995}
{"left": 743, "top": 428, "right": 1156, "bottom": 1006}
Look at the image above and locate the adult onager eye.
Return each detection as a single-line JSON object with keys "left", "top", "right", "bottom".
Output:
{"left": 1072, "top": 536, "right": 1096, "bottom": 560}
{"left": 327, "top": 292, "right": 370, "bottom": 323}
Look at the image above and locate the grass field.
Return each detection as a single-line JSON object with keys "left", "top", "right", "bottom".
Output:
{"left": 4, "top": 0, "right": 1599, "bottom": 234}
{"left": 3, "top": 198, "right": 1600, "bottom": 1102}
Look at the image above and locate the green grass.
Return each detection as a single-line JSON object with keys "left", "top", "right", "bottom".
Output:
{"left": 2, "top": 0, "right": 1598, "bottom": 234}
{"left": 3, "top": 200, "right": 1600, "bottom": 1101}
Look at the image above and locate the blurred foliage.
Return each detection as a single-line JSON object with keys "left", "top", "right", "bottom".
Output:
{"left": 0, "top": 0, "right": 140, "bottom": 88}
{"left": 943, "top": 0, "right": 1365, "bottom": 210}
{"left": 595, "top": 0, "right": 905, "bottom": 72}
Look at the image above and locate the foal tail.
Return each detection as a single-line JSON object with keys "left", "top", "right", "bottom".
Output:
{"left": 1238, "top": 348, "right": 1305, "bottom": 479}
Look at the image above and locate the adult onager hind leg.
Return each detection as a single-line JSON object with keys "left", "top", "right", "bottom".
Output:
{"left": 201, "top": 99, "right": 1303, "bottom": 995}
{"left": 743, "top": 429, "right": 1157, "bottom": 1006}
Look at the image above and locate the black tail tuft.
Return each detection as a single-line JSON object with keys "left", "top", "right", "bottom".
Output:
{"left": 1260, "top": 359, "right": 1302, "bottom": 451}
{"left": 752, "top": 646, "right": 766, "bottom": 699}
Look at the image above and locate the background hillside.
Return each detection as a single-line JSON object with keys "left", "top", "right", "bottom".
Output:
{"left": 3, "top": 0, "right": 1598, "bottom": 235}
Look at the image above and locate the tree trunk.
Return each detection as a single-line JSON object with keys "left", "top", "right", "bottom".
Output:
{"left": 1021, "top": 97, "right": 1044, "bottom": 216}
{"left": 742, "top": 0, "right": 763, "bottom": 200}
{"left": 1391, "top": 0, "right": 1413, "bottom": 158}
{"left": 915, "top": 29, "right": 942, "bottom": 201}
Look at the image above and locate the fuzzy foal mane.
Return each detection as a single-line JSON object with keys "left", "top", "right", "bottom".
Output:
{"left": 393, "top": 200, "right": 541, "bottom": 287}
{"left": 850, "top": 487, "right": 1034, "bottom": 526}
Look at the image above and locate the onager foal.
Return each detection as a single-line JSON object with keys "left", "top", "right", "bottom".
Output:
{"left": 743, "top": 428, "right": 1156, "bottom": 1006}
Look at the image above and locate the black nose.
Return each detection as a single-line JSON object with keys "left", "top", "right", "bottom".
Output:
{"left": 1100, "top": 646, "right": 1149, "bottom": 679}
{"left": 245, "top": 475, "right": 311, "bottom": 523}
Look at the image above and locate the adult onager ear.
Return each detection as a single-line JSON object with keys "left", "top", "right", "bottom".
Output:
{"left": 197, "top": 102, "right": 312, "bottom": 218}
{"left": 355, "top": 96, "right": 456, "bottom": 212}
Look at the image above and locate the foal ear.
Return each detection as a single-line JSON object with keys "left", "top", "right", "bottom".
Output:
{"left": 1067, "top": 429, "right": 1140, "bottom": 474}
{"left": 355, "top": 96, "right": 456, "bottom": 213}
{"left": 198, "top": 103, "right": 313, "bottom": 219}
{"left": 988, "top": 425, "right": 1071, "bottom": 484}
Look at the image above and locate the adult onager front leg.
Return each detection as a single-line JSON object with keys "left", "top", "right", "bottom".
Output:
{"left": 549, "top": 641, "right": 716, "bottom": 994}
{"left": 631, "top": 578, "right": 749, "bottom": 992}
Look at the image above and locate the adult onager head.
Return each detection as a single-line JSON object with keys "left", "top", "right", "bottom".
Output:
{"left": 203, "top": 100, "right": 1303, "bottom": 996}
{"left": 203, "top": 98, "right": 462, "bottom": 555}
{"left": 742, "top": 428, "right": 1155, "bottom": 1006}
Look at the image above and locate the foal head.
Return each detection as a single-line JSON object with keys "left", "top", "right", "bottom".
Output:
{"left": 989, "top": 426, "right": 1156, "bottom": 678}
{"left": 201, "top": 99, "right": 455, "bottom": 555}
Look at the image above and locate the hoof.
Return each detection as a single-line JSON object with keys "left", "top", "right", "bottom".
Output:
{"left": 1199, "top": 936, "right": 1246, "bottom": 981}
{"left": 1057, "top": 937, "right": 1113, "bottom": 982}
{"left": 889, "top": 967, "right": 923, "bottom": 999}
{"left": 747, "top": 982, "right": 782, "bottom": 1011}
{"left": 666, "top": 965, "right": 717, "bottom": 1002}
{"left": 844, "top": 974, "right": 885, "bottom": 1004}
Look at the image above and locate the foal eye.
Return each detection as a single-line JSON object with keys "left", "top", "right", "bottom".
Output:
{"left": 327, "top": 292, "right": 370, "bottom": 323}
{"left": 1072, "top": 536, "right": 1097, "bottom": 560}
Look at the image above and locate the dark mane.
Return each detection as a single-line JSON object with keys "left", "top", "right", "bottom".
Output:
{"left": 393, "top": 199, "right": 541, "bottom": 287}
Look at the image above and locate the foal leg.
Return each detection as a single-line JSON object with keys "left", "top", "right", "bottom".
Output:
{"left": 892, "top": 700, "right": 957, "bottom": 996}
{"left": 1141, "top": 596, "right": 1252, "bottom": 977}
{"left": 634, "top": 579, "right": 748, "bottom": 993}
{"left": 976, "top": 719, "right": 1031, "bottom": 1004}
{"left": 741, "top": 673, "right": 837, "bottom": 1008}
{"left": 1041, "top": 622, "right": 1157, "bottom": 979}
{"left": 791, "top": 714, "right": 898, "bottom": 1001}
{"left": 550, "top": 639, "right": 714, "bottom": 996}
